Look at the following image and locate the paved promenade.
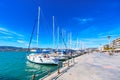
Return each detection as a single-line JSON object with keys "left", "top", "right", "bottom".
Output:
{"left": 56, "top": 53, "right": 120, "bottom": 80}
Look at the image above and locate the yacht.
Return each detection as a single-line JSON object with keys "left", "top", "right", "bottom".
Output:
{"left": 51, "top": 51, "right": 69, "bottom": 61}
{"left": 27, "top": 53, "right": 58, "bottom": 65}
{"left": 27, "top": 6, "right": 59, "bottom": 65}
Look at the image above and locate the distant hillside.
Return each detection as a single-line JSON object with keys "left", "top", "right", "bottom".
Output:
{"left": 0, "top": 46, "right": 27, "bottom": 52}
{"left": 0, "top": 46, "right": 53, "bottom": 52}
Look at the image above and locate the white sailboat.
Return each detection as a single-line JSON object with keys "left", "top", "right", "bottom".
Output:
{"left": 57, "top": 29, "right": 69, "bottom": 60}
{"left": 27, "top": 53, "right": 58, "bottom": 64}
{"left": 51, "top": 18, "right": 69, "bottom": 60}
{"left": 27, "top": 6, "right": 59, "bottom": 65}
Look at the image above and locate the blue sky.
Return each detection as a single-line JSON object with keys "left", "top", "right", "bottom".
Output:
{"left": 0, "top": 0, "right": 120, "bottom": 48}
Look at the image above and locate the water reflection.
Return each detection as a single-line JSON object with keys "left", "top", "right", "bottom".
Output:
{"left": 25, "top": 61, "right": 57, "bottom": 79}
{"left": 26, "top": 61, "right": 57, "bottom": 71}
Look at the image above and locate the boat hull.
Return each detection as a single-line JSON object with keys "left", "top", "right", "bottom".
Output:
{"left": 27, "top": 54, "right": 59, "bottom": 65}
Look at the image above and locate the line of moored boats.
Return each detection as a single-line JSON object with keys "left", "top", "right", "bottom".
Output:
{"left": 27, "top": 49, "right": 85, "bottom": 65}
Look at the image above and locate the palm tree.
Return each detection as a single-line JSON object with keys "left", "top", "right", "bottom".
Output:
{"left": 107, "top": 36, "right": 111, "bottom": 47}
{"left": 107, "top": 36, "right": 112, "bottom": 55}
{"left": 107, "top": 36, "right": 111, "bottom": 48}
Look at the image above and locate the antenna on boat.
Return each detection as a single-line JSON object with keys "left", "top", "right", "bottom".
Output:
{"left": 53, "top": 16, "right": 55, "bottom": 49}
{"left": 37, "top": 6, "right": 40, "bottom": 49}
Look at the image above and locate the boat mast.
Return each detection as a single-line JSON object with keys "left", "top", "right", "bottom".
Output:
{"left": 76, "top": 38, "right": 79, "bottom": 50}
{"left": 68, "top": 32, "right": 70, "bottom": 49}
{"left": 62, "top": 29, "right": 65, "bottom": 49}
{"left": 68, "top": 33, "right": 70, "bottom": 49}
{"left": 53, "top": 16, "right": 55, "bottom": 49}
{"left": 69, "top": 32, "right": 72, "bottom": 49}
{"left": 80, "top": 40, "right": 82, "bottom": 50}
{"left": 64, "top": 30, "right": 66, "bottom": 49}
{"left": 37, "top": 6, "right": 40, "bottom": 49}
{"left": 61, "top": 29, "right": 63, "bottom": 49}
{"left": 57, "top": 27, "right": 59, "bottom": 50}
{"left": 61, "top": 29, "right": 67, "bottom": 49}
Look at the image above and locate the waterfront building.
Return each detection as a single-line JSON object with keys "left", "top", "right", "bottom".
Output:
{"left": 110, "top": 38, "right": 120, "bottom": 52}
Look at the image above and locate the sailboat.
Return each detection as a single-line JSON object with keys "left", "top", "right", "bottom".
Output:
{"left": 27, "top": 6, "right": 59, "bottom": 65}
{"left": 49, "top": 17, "right": 68, "bottom": 61}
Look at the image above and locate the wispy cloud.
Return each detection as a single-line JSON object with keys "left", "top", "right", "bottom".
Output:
{"left": 69, "top": 38, "right": 108, "bottom": 48}
{"left": 0, "top": 27, "right": 27, "bottom": 47}
{"left": 97, "top": 26, "right": 120, "bottom": 40}
{"left": 80, "top": 38, "right": 108, "bottom": 48}
{"left": 80, "top": 26, "right": 98, "bottom": 35}
{"left": 7, "top": 36, "right": 13, "bottom": 39}
{"left": 32, "top": 39, "right": 37, "bottom": 43}
{"left": 17, "top": 40, "right": 25, "bottom": 43}
{"left": 0, "top": 27, "right": 24, "bottom": 37}
{"left": 1, "top": 36, "right": 13, "bottom": 39}
{"left": 78, "top": 26, "right": 120, "bottom": 48}
{"left": 74, "top": 17, "right": 93, "bottom": 24}
{"left": 17, "top": 39, "right": 31, "bottom": 47}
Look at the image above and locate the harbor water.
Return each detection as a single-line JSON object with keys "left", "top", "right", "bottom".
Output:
{"left": 0, "top": 52, "right": 58, "bottom": 80}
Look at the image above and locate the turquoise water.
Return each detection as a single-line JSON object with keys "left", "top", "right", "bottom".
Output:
{"left": 0, "top": 52, "right": 57, "bottom": 80}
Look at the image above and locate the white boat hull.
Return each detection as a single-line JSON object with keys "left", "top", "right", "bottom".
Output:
{"left": 27, "top": 54, "right": 59, "bottom": 65}
{"left": 55, "top": 56, "right": 68, "bottom": 60}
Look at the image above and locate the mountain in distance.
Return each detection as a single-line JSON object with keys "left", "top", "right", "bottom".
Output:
{"left": 0, "top": 46, "right": 53, "bottom": 52}
{"left": 0, "top": 46, "right": 26, "bottom": 52}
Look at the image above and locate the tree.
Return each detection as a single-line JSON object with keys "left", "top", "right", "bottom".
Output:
{"left": 104, "top": 45, "right": 109, "bottom": 51}
{"left": 107, "top": 36, "right": 113, "bottom": 55}
{"left": 107, "top": 36, "right": 111, "bottom": 44}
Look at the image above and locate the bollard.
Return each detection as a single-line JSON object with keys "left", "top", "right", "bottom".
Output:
{"left": 63, "top": 62, "right": 65, "bottom": 67}
{"left": 73, "top": 57, "right": 75, "bottom": 64}
{"left": 31, "top": 74, "right": 35, "bottom": 80}
{"left": 48, "top": 70, "right": 51, "bottom": 75}
{"left": 71, "top": 58, "right": 72, "bottom": 63}
{"left": 57, "top": 63, "right": 60, "bottom": 74}
{"left": 68, "top": 60, "right": 69, "bottom": 67}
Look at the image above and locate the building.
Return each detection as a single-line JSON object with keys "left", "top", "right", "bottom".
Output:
{"left": 85, "top": 48, "right": 99, "bottom": 53}
{"left": 110, "top": 38, "right": 120, "bottom": 52}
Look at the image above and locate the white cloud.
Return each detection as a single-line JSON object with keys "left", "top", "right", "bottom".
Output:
{"left": 0, "top": 27, "right": 8, "bottom": 31}
{"left": 97, "top": 26, "right": 120, "bottom": 40}
{"left": 25, "top": 43, "right": 29, "bottom": 47}
{"left": 80, "top": 26, "right": 98, "bottom": 34}
{"left": 78, "top": 29, "right": 120, "bottom": 48}
{"left": 74, "top": 17, "right": 93, "bottom": 24}
{"left": 0, "top": 27, "right": 24, "bottom": 37}
{"left": 0, "top": 28, "right": 11, "bottom": 35}
{"left": 2, "top": 36, "right": 13, "bottom": 39}
{"left": 7, "top": 36, "right": 13, "bottom": 39}
{"left": 32, "top": 39, "right": 37, "bottom": 43}
{"left": 17, "top": 40, "right": 25, "bottom": 43}
{"left": 69, "top": 38, "right": 109, "bottom": 48}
